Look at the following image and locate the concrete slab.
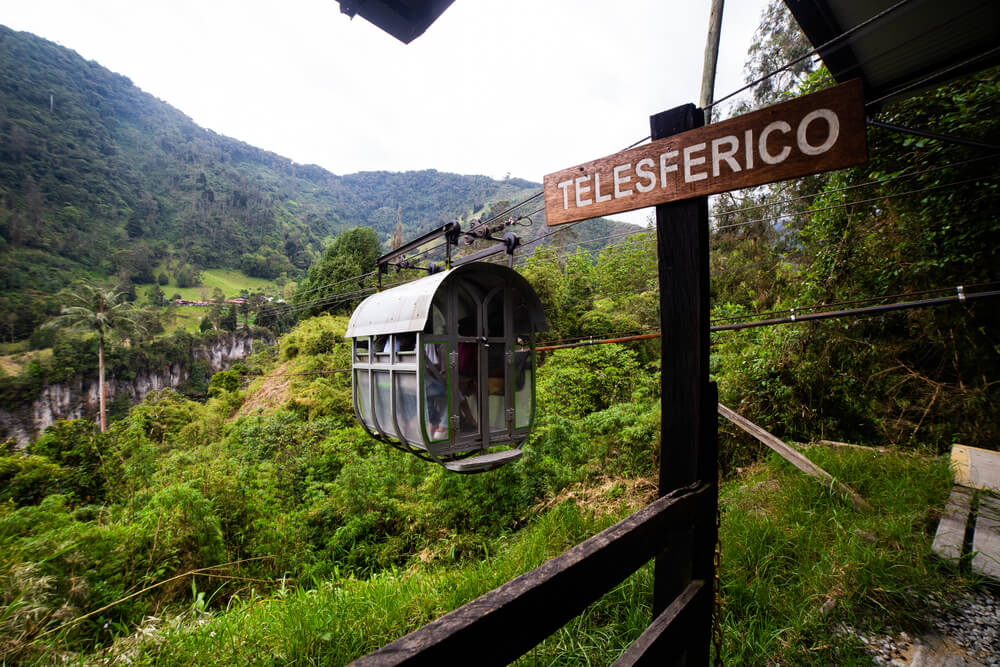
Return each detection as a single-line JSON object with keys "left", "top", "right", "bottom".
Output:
{"left": 951, "top": 445, "right": 1000, "bottom": 493}
{"left": 972, "top": 494, "right": 1000, "bottom": 581}
{"left": 932, "top": 486, "right": 973, "bottom": 564}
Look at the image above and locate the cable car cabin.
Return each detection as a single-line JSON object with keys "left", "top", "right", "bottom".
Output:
{"left": 345, "top": 262, "right": 547, "bottom": 473}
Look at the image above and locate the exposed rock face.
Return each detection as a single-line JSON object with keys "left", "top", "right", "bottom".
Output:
{"left": 1, "top": 333, "right": 268, "bottom": 446}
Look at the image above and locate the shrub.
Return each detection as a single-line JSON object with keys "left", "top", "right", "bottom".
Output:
{"left": 536, "top": 344, "right": 647, "bottom": 420}
{"left": 32, "top": 419, "right": 108, "bottom": 504}
{"left": 0, "top": 455, "right": 67, "bottom": 506}
{"left": 135, "top": 483, "right": 226, "bottom": 576}
{"left": 208, "top": 369, "right": 240, "bottom": 397}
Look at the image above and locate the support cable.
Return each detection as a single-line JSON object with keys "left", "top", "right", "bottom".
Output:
{"left": 714, "top": 174, "right": 998, "bottom": 231}
{"left": 532, "top": 287, "right": 999, "bottom": 352}
{"left": 866, "top": 119, "right": 1000, "bottom": 152}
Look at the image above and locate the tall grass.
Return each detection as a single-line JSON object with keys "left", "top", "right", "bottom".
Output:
{"left": 719, "top": 446, "right": 955, "bottom": 664}
{"left": 78, "top": 446, "right": 957, "bottom": 666}
{"left": 120, "top": 502, "right": 642, "bottom": 666}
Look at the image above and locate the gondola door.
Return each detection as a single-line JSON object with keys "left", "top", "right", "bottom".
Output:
{"left": 482, "top": 285, "right": 509, "bottom": 449}
{"left": 453, "top": 281, "right": 482, "bottom": 447}
{"left": 453, "top": 279, "right": 511, "bottom": 452}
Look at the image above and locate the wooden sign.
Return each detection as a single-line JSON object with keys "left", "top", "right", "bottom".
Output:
{"left": 543, "top": 79, "right": 866, "bottom": 226}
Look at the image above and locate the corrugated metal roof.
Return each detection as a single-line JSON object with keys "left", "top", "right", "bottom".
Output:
{"left": 785, "top": 0, "right": 1000, "bottom": 106}
{"left": 344, "top": 262, "right": 547, "bottom": 338}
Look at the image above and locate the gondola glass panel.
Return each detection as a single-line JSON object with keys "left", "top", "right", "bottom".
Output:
{"left": 457, "top": 342, "right": 478, "bottom": 436}
{"left": 356, "top": 369, "right": 374, "bottom": 430}
{"left": 514, "top": 348, "right": 533, "bottom": 429}
{"left": 373, "top": 370, "right": 395, "bottom": 438}
{"left": 488, "top": 343, "right": 507, "bottom": 433}
{"left": 394, "top": 373, "right": 420, "bottom": 443}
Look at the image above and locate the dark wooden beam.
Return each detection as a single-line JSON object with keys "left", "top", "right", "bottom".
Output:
{"left": 351, "top": 483, "right": 711, "bottom": 666}
{"left": 650, "top": 102, "right": 717, "bottom": 666}
{"left": 612, "top": 579, "right": 707, "bottom": 666}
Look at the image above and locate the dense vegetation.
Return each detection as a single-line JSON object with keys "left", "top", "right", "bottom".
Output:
{"left": 0, "top": 314, "right": 965, "bottom": 664}
{"left": 1, "top": 2, "right": 998, "bottom": 664}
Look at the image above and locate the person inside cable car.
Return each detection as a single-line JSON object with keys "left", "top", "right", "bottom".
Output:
{"left": 424, "top": 343, "right": 448, "bottom": 440}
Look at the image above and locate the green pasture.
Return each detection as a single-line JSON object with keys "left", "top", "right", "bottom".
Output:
{"left": 146, "top": 267, "right": 292, "bottom": 302}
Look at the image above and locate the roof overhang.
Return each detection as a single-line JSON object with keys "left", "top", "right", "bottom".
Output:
{"left": 336, "top": 0, "right": 456, "bottom": 44}
{"left": 784, "top": 0, "right": 1000, "bottom": 107}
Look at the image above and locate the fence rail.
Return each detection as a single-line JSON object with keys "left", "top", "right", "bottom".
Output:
{"left": 352, "top": 482, "right": 712, "bottom": 666}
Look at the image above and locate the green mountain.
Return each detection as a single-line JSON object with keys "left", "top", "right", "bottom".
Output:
{"left": 0, "top": 25, "right": 632, "bottom": 339}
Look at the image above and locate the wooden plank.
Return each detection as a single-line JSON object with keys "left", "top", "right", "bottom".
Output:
{"left": 717, "top": 403, "right": 871, "bottom": 511}
{"left": 351, "top": 483, "right": 711, "bottom": 666}
{"left": 816, "top": 439, "right": 889, "bottom": 453}
{"left": 952, "top": 444, "right": 1000, "bottom": 493}
{"left": 931, "top": 486, "right": 972, "bottom": 564}
{"left": 972, "top": 494, "right": 1000, "bottom": 580}
{"left": 612, "top": 579, "right": 706, "bottom": 666}
{"left": 543, "top": 79, "right": 866, "bottom": 225}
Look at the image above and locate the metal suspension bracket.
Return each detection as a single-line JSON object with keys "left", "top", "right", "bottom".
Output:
{"left": 392, "top": 257, "right": 444, "bottom": 274}
{"left": 374, "top": 218, "right": 520, "bottom": 274}
{"left": 376, "top": 220, "right": 462, "bottom": 275}
{"left": 503, "top": 231, "right": 520, "bottom": 268}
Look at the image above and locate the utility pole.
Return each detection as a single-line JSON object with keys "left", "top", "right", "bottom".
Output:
{"left": 699, "top": 0, "right": 725, "bottom": 123}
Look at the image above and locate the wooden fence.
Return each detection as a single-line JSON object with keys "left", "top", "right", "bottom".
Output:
{"left": 353, "top": 482, "right": 714, "bottom": 666}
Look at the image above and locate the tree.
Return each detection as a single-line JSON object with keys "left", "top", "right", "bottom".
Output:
{"left": 293, "top": 226, "right": 380, "bottom": 317}
{"left": 220, "top": 305, "right": 238, "bottom": 332}
{"left": 42, "top": 284, "right": 144, "bottom": 433}
{"left": 146, "top": 284, "right": 165, "bottom": 307}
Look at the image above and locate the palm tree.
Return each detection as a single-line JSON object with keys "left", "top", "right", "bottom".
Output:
{"left": 43, "top": 284, "right": 144, "bottom": 432}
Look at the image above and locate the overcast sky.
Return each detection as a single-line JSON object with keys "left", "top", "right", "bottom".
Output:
{"left": 2, "top": 0, "right": 770, "bottom": 224}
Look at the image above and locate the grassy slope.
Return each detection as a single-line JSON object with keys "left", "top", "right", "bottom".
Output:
{"left": 113, "top": 447, "right": 958, "bottom": 666}
{"left": 143, "top": 268, "right": 290, "bottom": 302}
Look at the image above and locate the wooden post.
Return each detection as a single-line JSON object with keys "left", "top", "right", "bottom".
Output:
{"left": 651, "top": 103, "right": 717, "bottom": 665}
{"left": 699, "top": 0, "right": 725, "bottom": 121}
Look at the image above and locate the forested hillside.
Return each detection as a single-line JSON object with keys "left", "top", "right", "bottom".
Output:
{"left": 0, "top": 25, "right": 631, "bottom": 342}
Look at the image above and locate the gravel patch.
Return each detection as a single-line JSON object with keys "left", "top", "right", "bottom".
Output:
{"left": 839, "top": 589, "right": 1000, "bottom": 665}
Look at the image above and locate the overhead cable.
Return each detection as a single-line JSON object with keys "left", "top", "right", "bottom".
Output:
{"left": 714, "top": 174, "right": 998, "bottom": 231}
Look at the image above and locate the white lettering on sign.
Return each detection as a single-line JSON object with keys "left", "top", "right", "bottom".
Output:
{"left": 594, "top": 172, "right": 611, "bottom": 203}
{"left": 561, "top": 112, "right": 843, "bottom": 208}
{"left": 635, "top": 158, "right": 656, "bottom": 193}
{"left": 543, "top": 79, "right": 866, "bottom": 226}
{"left": 659, "top": 150, "right": 678, "bottom": 187}
{"left": 683, "top": 143, "right": 708, "bottom": 183}
{"left": 711, "top": 135, "right": 740, "bottom": 177}
{"left": 574, "top": 175, "right": 591, "bottom": 207}
{"left": 613, "top": 163, "right": 633, "bottom": 198}
{"left": 563, "top": 111, "right": 842, "bottom": 209}
{"left": 759, "top": 120, "right": 791, "bottom": 165}
{"left": 797, "top": 109, "right": 839, "bottom": 155}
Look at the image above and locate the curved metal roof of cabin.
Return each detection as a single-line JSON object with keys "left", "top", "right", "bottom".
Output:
{"left": 344, "top": 262, "right": 547, "bottom": 338}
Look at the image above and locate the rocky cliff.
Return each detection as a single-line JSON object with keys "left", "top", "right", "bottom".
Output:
{"left": 0, "top": 332, "right": 267, "bottom": 445}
